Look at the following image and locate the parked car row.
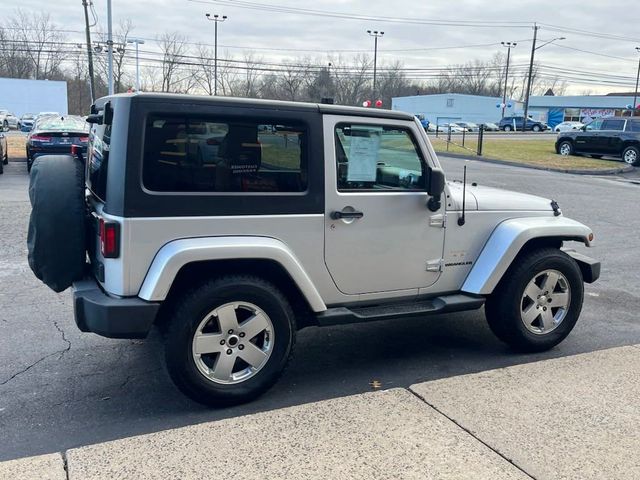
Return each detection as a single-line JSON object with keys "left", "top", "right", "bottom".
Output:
{"left": 0, "top": 109, "right": 61, "bottom": 132}
{"left": 423, "top": 121, "right": 500, "bottom": 133}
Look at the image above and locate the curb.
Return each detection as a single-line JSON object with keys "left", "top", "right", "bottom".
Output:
{"left": 437, "top": 151, "right": 634, "bottom": 175}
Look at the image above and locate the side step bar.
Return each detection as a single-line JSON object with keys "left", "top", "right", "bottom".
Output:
{"left": 316, "top": 293, "right": 485, "bottom": 327}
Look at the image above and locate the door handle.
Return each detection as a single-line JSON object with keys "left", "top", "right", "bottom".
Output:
{"left": 331, "top": 210, "right": 364, "bottom": 220}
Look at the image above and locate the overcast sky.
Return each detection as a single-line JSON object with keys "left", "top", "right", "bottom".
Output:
{"left": 14, "top": 0, "right": 640, "bottom": 95}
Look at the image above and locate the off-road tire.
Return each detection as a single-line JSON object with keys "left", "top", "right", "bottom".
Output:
{"left": 485, "top": 248, "right": 583, "bottom": 353}
{"left": 165, "top": 275, "right": 296, "bottom": 407}
{"left": 27, "top": 155, "right": 86, "bottom": 292}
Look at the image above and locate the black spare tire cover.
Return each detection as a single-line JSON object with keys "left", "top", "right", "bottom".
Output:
{"left": 28, "top": 155, "right": 86, "bottom": 292}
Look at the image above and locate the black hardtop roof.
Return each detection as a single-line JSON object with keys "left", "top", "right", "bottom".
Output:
{"left": 102, "top": 92, "right": 414, "bottom": 121}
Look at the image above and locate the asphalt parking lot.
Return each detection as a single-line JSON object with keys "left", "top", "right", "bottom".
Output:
{"left": 1, "top": 153, "right": 639, "bottom": 462}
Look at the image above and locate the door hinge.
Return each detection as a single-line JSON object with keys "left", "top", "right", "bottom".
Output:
{"left": 426, "top": 259, "right": 444, "bottom": 272}
{"left": 429, "top": 213, "right": 446, "bottom": 228}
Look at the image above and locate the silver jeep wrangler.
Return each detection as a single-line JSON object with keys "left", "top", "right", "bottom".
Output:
{"left": 27, "top": 93, "right": 600, "bottom": 406}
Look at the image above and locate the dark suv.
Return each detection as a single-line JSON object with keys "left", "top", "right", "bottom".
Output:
{"left": 499, "top": 116, "right": 548, "bottom": 132}
{"left": 555, "top": 116, "right": 640, "bottom": 166}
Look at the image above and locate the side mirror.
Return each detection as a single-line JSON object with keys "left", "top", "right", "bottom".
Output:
{"left": 427, "top": 167, "right": 445, "bottom": 196}
{"left": 427, "top": 167, "right": 445, "bottom": 212}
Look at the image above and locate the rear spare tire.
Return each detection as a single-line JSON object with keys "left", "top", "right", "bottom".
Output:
{"left": 28, "top": 155, "right": 87, "bottom": 292}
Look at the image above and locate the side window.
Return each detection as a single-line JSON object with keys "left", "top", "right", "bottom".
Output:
{"left": 626, "top": 120, "right": 640, "bottom": 132}
{"left": 601, "top": 119, "right": 625, "bottom": 131}
{"left": 335, "top": 124, "right": 424, "bottom": 191}
{"left": 142, "top": 115, "right": 307, "bottom": 193}
{"left": 585, "top": 119, "right": 603, "bottom": 131}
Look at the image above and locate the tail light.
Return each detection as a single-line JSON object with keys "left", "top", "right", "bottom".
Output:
{"left": 30, "top": 135, "right": 52, "bottom": 142}
{"left": 79, "top": 135, "right": 89, "bottom": 143}
{"left": 99, "top": 218, "right": 120, "bottom": 258}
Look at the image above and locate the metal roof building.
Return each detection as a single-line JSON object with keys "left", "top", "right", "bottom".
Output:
{"left": 392, "top": 93, "right": 634, "bottom": 128}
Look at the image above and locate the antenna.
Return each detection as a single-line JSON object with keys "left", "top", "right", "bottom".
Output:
{"left": 458, "top": 165, "right": 467, "bottom": 226}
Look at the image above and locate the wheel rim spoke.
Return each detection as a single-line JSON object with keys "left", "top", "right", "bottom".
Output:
{"left": 541, "top": 271, "right": 559, "bottom": 293}
{"left": 216, "top": 303, "right": 239, "bottom": 333}
{"left": 524, "top": 282, "right": 542, "bottom": 301}
{"left": 194, "top": 332, "right": 225, "bottom": 355}
{"left": 238, "top": 342, "right": 268, "bottom": 368}
{"left": 522, "top": 304, "right": 540, "bottom": 326}
{"left": 212, "top": 352, "right": 236, "bottom": 381}
{"left": 540, "top": 308, "right": 555, "bottom": 331}
{"left": 549, "top": 292, "right": 569, "bottom": 308}
{"left": 239, "top": 312, "right": 269, "bottom": 340}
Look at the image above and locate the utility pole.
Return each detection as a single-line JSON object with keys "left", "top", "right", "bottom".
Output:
{"left": 81, "top": 0, "right": 96, "bottom": 102}
{"left": 522, "top": 25, "right": 565, "bottom": 131}
{"left": 205, "top": 13, "right": 228, "bottom": 96}
{"left": 632, "top": 47, "right": 640, "bottom": 116}
{"left": 522, "top": 24, "right": 538, "bottom": 132}
{"left": 501, "top": 41, "right": 516, "bottom": 119}
{"left": 106, "top": 0, "right": 114, "bottom": 95}
{"left": 127, "top": 38, "right": 145, "bottom": 91}
{"left": 367, "top": 30, "right": 384, "bottom": 100}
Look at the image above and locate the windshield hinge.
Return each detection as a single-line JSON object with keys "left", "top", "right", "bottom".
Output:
{"left": 429, "top": 213, "right": 446, "bottom": 228}
{"left": 426, "top": 259, "right": 444, "bottom": 272}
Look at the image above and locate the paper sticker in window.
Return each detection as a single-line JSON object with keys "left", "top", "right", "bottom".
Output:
{"left": 346, "top": 127, "right": 381, "bottom": 182}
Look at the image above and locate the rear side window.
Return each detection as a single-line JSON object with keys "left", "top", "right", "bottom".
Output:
{"left": 142, "top": 115, "right": 308, "bottom": 193}
{"left": 87, "top": 123, "right": 111, "bottom": 202}
{"left": 626, "top": 120, "right": 640, "bottom": 132}
{"left": 601, "top": 119, "right": 625, "bottom": 131}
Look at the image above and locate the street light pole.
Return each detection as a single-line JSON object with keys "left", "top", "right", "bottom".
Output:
{"left": 632, "top": 47, "right": 640, "bottom": 116}
{"left": 127, "top": 38, "right": 145, "bottom": 91}
{"left": 522, "top": 25, "right": 565, "bottom": 131}
{"left": 206, "top": 13, "right": 228, "bottom": 96}
{"left": 501, "top": 41, "right": 517, "bottom": 119}
{"left": 367, "top": 30, "right": 384, "bottom": 100}
{"left": 106, "top": 0, "right": 114, "bottom": 95}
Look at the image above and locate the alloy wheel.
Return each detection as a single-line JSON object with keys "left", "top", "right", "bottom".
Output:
{"left": 520, "top": 269, "right": 571, "bottom": 335}
{"left": 623, "top": 149, "right": 638, "bottom": 165}
{"left": 192, "top": 301, "right": 274, "bottom": 385}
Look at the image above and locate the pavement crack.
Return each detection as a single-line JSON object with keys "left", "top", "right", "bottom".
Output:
{"left": 0, "top": 320, "right": 72, "bottom": 386}
{"left": 406, "top": 387, "right": 538, "bottom": 480}
{"left": 61, "top": 451, "right": 70, "bottom": 480}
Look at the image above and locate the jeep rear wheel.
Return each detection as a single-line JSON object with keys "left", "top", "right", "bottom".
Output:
{"left": 485, "top": 248, "right": 583, "bottom": 352}
{"left": 165, "top": 275, "right": 296, "bottom": 407}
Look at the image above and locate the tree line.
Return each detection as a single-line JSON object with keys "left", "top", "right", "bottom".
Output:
{"left": 0, "top": 11, "right": 567, "bottom": 115}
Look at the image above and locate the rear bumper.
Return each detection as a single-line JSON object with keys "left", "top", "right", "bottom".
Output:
{"left": 73, "top": 278, "right": 160, "bottom": 339}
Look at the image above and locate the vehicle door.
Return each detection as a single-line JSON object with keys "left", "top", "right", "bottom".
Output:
{"left": 598, "top": 118, "right": 626, "bottom": 155}
{"left": 323, "top": 115, "right": 445, "bottom": 295}
{"left": 574, "top": 118, "right": 603, "bottom": 153}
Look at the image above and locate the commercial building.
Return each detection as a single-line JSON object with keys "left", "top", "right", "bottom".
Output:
{"left": 392, "top": 93, "right": 522, "bottom": 126}
{"left": 392, "top": 93, "right": 634, "bottom": 128}
{"left": 0, "top": 77, "right": 68, "bottom": 117}
{"left": 528, "top": 95, "right": 632, "bottom": 126}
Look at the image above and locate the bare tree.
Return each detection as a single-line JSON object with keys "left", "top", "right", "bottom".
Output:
{"left": 9, "top": 10, "right": 67, "bottom": 79}
{"left": 331, "top": 54, "right": 372, "bottom": 105}
{"left": 94, "top": 19, "right": 134, "bottom": 93}
{"left": 194, "top": 43, "right": 215, "bottom": 95}
{"left": 158, "top": 32, "right": 189, "bottom": 92}
{"left": 0, "top": 26, "right": 33, "bottom": 78}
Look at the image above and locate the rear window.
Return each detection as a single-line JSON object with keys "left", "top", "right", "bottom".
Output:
{"left": 86, "top": 123, "right": 111, "bottom": 202}
{"left": 142, "top": 114, "right": 308, "bottom": 193}
{"left": 626, "top": 120, "right": 640, "bottom": 132}
{"left": 36, "top": 116, "right": 88, "bottom": 132}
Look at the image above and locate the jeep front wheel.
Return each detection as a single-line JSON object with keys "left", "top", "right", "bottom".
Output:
{"left": 485, "top": 248, "right": 583, "bottom": 352}
{"left": 165, "top": 275, "right": 296, "bottom": 407}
